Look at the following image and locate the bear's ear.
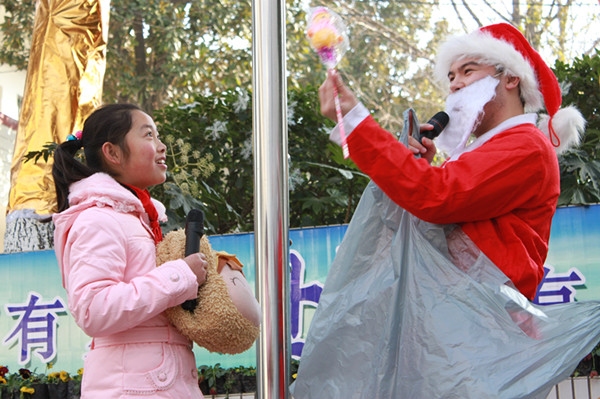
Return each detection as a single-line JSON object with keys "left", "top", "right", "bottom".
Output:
{"left": 216, "top": 251, "right": 244, "bottom": 274}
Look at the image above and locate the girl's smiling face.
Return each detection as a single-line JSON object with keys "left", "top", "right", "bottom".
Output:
{"left": 105, "top": 110, "right": 167, "bottom": 190}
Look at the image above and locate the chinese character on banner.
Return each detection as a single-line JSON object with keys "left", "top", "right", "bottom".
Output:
{"left": 533, "top": 264, "right": 586, "bottom": 305}
{"left": 3, "top": 292, "right": 67, "bottom": 364}
{"left": 290, "top": 249, "right": 324, "bottom": 359}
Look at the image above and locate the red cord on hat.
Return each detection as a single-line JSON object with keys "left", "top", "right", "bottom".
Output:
{"left": 548, "top": 115, "right": 561, "bottom": 148}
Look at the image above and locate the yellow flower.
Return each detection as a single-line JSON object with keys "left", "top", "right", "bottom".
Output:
{"left": 46, "top": 362, "right": 54, "bottom": 370}
{"left": 77, "top": 368, "right": 84, "bottom": 376}
{"left": 0, "top": 376, "right": 6, "bottom": 384}
{"left": 292, "top": 373, "right": 298, "bottom": 380}
{"left": 20, "top": 386, "right": 35, "bottom": 394}
{"left": 59, "top": 370, "right": 70, "bottom": 382}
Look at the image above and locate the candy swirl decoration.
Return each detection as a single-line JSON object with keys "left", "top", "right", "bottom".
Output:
{"left": 306, "top": 6, "right": 349, "bottom": 69}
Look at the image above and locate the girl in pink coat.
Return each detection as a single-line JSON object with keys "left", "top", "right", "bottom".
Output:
{"left": 52, "top": 103, "right": 208, "bottom": 398}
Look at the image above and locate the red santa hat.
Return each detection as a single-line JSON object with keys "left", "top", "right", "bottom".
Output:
{"left": 434, "top": 23, "right": 585, "bottom": 154}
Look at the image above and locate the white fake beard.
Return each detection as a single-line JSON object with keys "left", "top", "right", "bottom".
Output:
{"left": 435, "top": 75, "right": 500, "bottom": 158}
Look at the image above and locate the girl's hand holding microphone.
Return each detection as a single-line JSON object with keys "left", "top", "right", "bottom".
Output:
{"left": 185, "top": 253, "right": 209, "bottom": 286}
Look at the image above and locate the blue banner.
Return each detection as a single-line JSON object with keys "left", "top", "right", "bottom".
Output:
{"left": 1, "top": 205, "right": 598, "bottom": 373}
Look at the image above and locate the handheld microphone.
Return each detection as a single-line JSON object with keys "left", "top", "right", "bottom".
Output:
{"left": 182, "top": 209, "right": 205, "bottom": 312}
{"left": 184, "top": 209, "right": 204, "bottom": 256}
{"left": 420, "top": 111, "right": 449, "bottom": 143}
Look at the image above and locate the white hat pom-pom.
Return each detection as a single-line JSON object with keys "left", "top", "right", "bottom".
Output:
{"left": 538, "top": 106, "right": 586, "bottom": 154}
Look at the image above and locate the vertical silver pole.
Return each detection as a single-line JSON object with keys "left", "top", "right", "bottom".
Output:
{"left": 252, "top": 0, "right": 290, "bottom": 397}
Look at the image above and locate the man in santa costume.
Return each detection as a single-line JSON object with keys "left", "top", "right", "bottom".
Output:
{"left": 319, "top": 22, "right": 585, "bottom": 301}
{"left": 291, "top": 23, "right": 600, "bottom": 399}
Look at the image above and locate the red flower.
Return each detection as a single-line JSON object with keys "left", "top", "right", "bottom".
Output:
{"left": 18, "top": 368, "right": 31, "bottom": 379}
{"left": 0, "top": 366, "right": 8, "bottom": 377}
{"left": 590, "top": 370, "right": 599, "bottom": 378}
{"left": 209, "top": 387, "right": 218, "bottom": 395}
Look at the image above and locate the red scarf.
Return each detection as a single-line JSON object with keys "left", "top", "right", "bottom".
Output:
{"left": 123, "top": 184, "right": 163, "bottom": 244}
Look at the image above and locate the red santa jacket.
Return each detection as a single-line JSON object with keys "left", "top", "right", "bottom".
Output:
{"left": 347, "top": 115, "right": 560, "bottom": 300}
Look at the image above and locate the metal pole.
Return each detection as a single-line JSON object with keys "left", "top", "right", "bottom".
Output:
{"left": 252, "top": 0, "right": 290, "bottom": 397}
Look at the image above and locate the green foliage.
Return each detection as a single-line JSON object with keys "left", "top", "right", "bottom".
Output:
{"left": 198, "top": 363, "right": 227, "bottom": 392}
{"left": 22, "top": 143, "right": 57, "bottom": 164}
{"left": 151, "top": 88, "right": 253, "bottom": 234}
{"left": 0, "top": 0, "right": 34, "bottom": 69}
{"left": 553, "top": 51, "right": 600, "bottom": 205}
{"left": 103, "top": 0, "right": 254, "bottom": 112}
{"left": 6, "top": 0, "right": 600, "bottom": 223}
{"left": 232, "top": 365, "right": 256, "bottom": 378}
{"left": 0, "top": 0, "right": 448, "bottom": 118}
{"left": 152, "top": 85, "right": 369, "bottom": 234}
{"left": 286, "top": 86, "right": 369, "bottom": 227}
{"left": 2, "top": 0, "right": 597, "bottom": 125}
{"left": 99, "top": 0, "right": 448, "bottom": 120}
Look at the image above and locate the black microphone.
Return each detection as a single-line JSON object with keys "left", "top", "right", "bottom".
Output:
{"left": 420, "top": 111, "right": 449, "bottom": 143}
{"left": 182, "top": 209, "right": 205, "bottom": 312}
{"left": 184, "top": 209, "right": 204, "bottom": 256}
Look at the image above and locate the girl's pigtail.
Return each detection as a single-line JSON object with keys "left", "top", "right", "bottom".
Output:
{"left": 52, "top": 137, "right": 92, "bottom": 212}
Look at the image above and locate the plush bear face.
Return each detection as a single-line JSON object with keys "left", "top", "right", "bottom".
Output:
{"left": 220, "top": 264, "right": 261, "bottom": 326}
{"left": 156, "top": 229, "right": 261, "bottom": 354}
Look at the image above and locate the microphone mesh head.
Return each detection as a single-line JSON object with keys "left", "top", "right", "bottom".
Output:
{"left": 186, "top": 209, "right": 204, "bottom": 224}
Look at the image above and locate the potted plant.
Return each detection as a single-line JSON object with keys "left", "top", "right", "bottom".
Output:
{"left": 46, "top": 369, "right": 70, "bottom": 399}
{"left": 235, "top": 366, "right": 256, "bottom": 394}
{"left": 198, "top": 364, "right": 227, "bottom": 397}
{"left": 14, "top": 368, "right": 47, "bottom": 399}
{"left": 66, "top": 369, "right": 82, "bottom": 399}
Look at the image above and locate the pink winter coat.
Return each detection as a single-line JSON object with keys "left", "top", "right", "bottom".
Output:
{"left": 53, "top": 173, "right": 204, "bottom": 398}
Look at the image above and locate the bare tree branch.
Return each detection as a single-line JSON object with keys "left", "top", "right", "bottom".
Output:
{"left": 481, "top": 0, "right": 512, "bottom": 24}
{"left": 336, "top": 4, "right": 429, "bottom": 58}
{"left": 450, "top": 0, "right": 470, "bottom": 32}
{"left": 460, "top": 0, "right": 483, "bottom": 27}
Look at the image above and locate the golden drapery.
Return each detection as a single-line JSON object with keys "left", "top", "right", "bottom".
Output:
{"left": 7, "top": 0, "right": 109, "bottom": 215}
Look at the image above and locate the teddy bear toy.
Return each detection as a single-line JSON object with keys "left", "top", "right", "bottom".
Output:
{"left": 156, "top": 229, "right": 261, "bottom": 354}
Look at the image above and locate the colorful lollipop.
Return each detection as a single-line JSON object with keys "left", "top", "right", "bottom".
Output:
{"left": 307, "top": 6, "right": 349, "bottom": 68}
{"left": 307, "top": 6, "right": 350, "bottom": 158}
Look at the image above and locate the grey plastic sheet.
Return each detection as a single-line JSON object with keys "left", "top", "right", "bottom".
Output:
{"left": 291, "top": 110, "right": 600, "bottom": 399}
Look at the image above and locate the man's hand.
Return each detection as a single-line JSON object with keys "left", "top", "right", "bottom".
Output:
{"left": 318, "top": 70, "right": 359, "bottom": 121}
{"left": 408, "top": 124, "right": 438, "bottom": 164}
